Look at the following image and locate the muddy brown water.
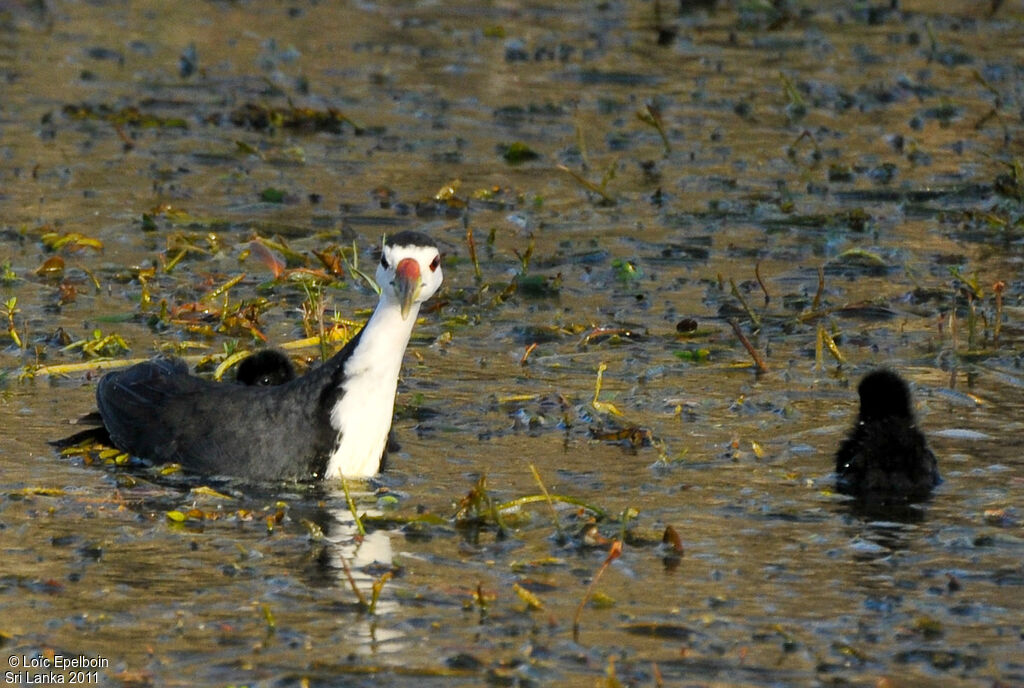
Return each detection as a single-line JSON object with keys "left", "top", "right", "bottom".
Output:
{"left": 1, "top": 2, "right": 1022, "bottom": 686}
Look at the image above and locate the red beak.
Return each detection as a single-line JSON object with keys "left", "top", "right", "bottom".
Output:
{"left": 394, "top": 258, "right": 422, "bottom": 320}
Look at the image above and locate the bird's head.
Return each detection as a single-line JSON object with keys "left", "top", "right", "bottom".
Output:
{"left": 857, "top": 368, "right": 914, "bottom": 421}
{"left": 376, "top": 231, "right": 443, "bottom": 320}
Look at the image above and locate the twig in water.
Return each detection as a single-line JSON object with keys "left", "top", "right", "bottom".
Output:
{"left": 636, "top": 102, "right": 671, "bottom": 156}
{"left": 814, "top": 324, "right": 824, "bottom": 372}
{"left": 728, "top": 277, "right": 761, "bottom": 328}
{"left": 728, "top": 319, "right": 769, "bottom": 374}
{"left": 466, "top": 226, "right": 482, "bottom": 283}
{"left": 336, "top": 550, "right": 369, "bottom": 610}
{"left": 811, "top": 265, "right": 825, "bottom": 312}
{"left": 573, "top": 539, "right": 622, "bottom": 642}
{"left": 754, "top": 261, "right": 770, "bottom": 306}
{"left": 993, "top": 280, "right": 1005, "bottom": 345}
{"left": 520, "top": 342, "right": 538, "bottom": 366}
{"left": 557, "top": 164, "right": 616, "bottom": 205}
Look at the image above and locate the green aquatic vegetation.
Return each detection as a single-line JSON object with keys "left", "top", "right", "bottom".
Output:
{"left": 60, "top": 328, "right": 130, "bottom": 358}
{"left": 949, "top": 267, "right": 986, "bottom": 352}
{"left": 512, "top": 582, "right": 545, "bottom": 611}
{"left": 672, "top": 347, "right": 710, "bottom": 362}
{"left": 611, "top": 258, "right": 641, "bottom": 284}
{"left": 341, "top": 476, "right": 366, "bottom": 537}
{"left": 528, "top": 463, "right": 564, "bottom": 540}
{"left": 261, "top": 604, "right": 276, "bottom": 634}
{"left": 259, "top": 187, "right": 286, "bottom": 203}
{"left": 3, "top": 297, "right": 23, "bottom": 348}
{"left": 40, "top": 230, "right": 103, "bottom": 253}
{"left": 501, "top": 141, "right": 540, "bottom": 164}
{"left": 1, "top": 259, "right": 19, "bottom": 285}
{"left": 992, "top": 158, "right": 1024, "bottom": 202}
{"left": 513, "top": 273, "right": 561, "bottom": 298}
{"left": 578, "top": 326, "right": 644, "bottom": 348}
{"left": 161, "top": 231, "right": 226, "bottom": 274}
{"left": 828, "top": 163, "right": 854, "bottom": 182}
{"left": 557, "top": 162, "right": 617, "bottom": 205}
{"left": 635, "top": 102, "right": 670, "bottom": 156}
{"left": 816, "top": 322, "right": 846, "bottom": 370}
{"left": 779, "top": 72, "right": 806, "bottom": 120}
{"left": 227, "top": 103, "right": 364, "bottom": 134}
{"left": 825, "top": 248, "right": 889, "bottom": 274}
{"left": 591, "top": 361, "right": 623, "bottom": 417}
{"left": 453, "top": 475, "right": 509, "bottom": 536}
{"left": 62, "top": 103, "right": 188, "bottom": 129}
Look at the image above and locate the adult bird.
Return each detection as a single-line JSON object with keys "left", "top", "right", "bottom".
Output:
{"left": 74, "top": 231, "right": 442, "bottom": 482}
{"left": 834, "top": 369, "right": 940, "bottom": 503}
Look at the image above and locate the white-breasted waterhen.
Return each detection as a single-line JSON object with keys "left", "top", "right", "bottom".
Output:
{"left": 59, "top": 231, "right": 442, "bottom": 481}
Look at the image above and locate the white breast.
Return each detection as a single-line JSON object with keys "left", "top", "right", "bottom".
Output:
{"left": 324, "top": 303, "right": 419, "bottom": 478}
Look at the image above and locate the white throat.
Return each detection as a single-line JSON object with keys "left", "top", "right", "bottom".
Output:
{"left": 325, "top": 300, "right": 421, "bottom": 478}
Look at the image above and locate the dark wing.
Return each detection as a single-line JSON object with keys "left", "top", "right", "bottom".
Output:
{"left": 96, "top": 357, "right": 209, "bottom": 466}
{"left": 50, "top": 411, "right": 111, "bottom": 448}
{"left": 96, "top": 356, "right": 336, "bottom": 481}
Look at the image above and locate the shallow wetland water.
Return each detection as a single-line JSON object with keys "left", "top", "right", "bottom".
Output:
{"left": 0, "top": 1, "right": 1022, "bottom": 686}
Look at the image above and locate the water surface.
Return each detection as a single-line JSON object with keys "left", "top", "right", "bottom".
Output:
{"left": 1, "top": 1, "right": 1022, "bottom": 686}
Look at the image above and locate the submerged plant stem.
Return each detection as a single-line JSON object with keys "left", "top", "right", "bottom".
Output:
{"left": 341, "top": 476, "right": 366, "bottom": 537}
{"left": 495, "top": 494, "right": 609, "bottom": 520}
{"left": 528, "top": 464, "right": 565, "bottom": 540}
{"left": 573, "top": 540, "right": 622, "bottom": 642}
{"left": 557, "top": 164, "right": 616, "bottom": 205}
{"left": 336, "top": 550, "right": 369, "bottom": 609}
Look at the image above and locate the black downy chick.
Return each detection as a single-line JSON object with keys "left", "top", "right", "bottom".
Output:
{"left": 835, "top": 369, "right": 940, "bottom": 503}
{"left": 235, "top": 349, "right": 295, "bottom": 387}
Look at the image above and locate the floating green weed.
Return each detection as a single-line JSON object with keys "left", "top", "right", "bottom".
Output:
{"left": 3, "top": 297, "right": 22, "bottom": 348}
{"left": 0, "top": 260, "right": 18, "bottom": 285}
{"left": 501, "top": 141, "right": 540, "bottom": 164}
{"left": 62, "top": 328, "right": 129, "bottom": 358}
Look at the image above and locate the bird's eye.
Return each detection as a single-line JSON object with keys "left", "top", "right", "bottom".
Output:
{"left": 429, "top": 255, "right": 440, "bottom": 272}
{"left": 380, "top": 254, "right": 389, "bottom": 270}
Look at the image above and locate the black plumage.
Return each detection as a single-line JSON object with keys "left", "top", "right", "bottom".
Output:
{"left": 93, "top": 340, "right": 359, "bottom": 480}
{"left": 835, "top": 369, "right": 940, "bottom": 502}
{"left": 52, "top": 349, "right": 296, "bottom": 451}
